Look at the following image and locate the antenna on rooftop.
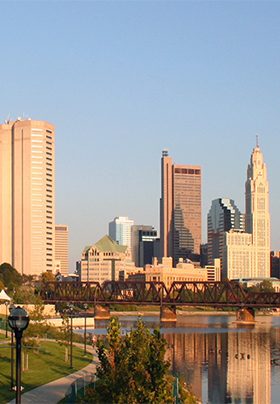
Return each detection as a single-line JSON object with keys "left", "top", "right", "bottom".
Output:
{"left": 256, "top": 134, "right": 259, "bottom": 147}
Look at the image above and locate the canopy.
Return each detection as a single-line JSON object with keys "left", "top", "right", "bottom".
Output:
{"left": 0, "top": 289, "right": 11, "bottom": 301}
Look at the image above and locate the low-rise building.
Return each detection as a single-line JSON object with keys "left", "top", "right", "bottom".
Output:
{"left": 80, "top": 235, "right": 136, "bottom": 282}
{"left": 233, "top": 277, "right": 280, "bottom": 292}
{"left": 205, "top": 259, "right": 221, "bottom": 282}
{"left": 124, "top": 257, "right": 207, "bottom": 287}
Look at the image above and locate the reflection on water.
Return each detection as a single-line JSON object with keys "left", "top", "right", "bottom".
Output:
{"left": 85, "top": 315, "right": 280, "bottom": 404}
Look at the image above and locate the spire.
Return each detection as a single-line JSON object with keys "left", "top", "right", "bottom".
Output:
{"left": 256, "top": 134, "right": 259, "bottom": 148}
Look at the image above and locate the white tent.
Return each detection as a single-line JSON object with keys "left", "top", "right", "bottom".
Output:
{"left": 0, "top": 289, "right": 11, "bottom": 301}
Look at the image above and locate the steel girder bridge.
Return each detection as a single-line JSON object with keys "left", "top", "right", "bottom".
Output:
{"left": 41, "top": 280, "right": 280, "bottom": 309}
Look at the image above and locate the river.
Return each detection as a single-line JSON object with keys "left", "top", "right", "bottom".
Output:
{"left": 81, "top": 314, "right": 280, "bottom": 404}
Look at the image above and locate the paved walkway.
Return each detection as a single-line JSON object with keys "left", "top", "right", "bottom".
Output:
{"left": 7, "top": 343, "right": 98, "bottom": 404}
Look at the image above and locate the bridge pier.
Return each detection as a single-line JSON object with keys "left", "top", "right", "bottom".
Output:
{"left": 236, "top": 308, "right": 255, "bottom": 323}
{"left": 160, "top": 306, "right": 177, "bottom": 322}
{"left": 94, "top": 305, "right": 110, "bottom": 320}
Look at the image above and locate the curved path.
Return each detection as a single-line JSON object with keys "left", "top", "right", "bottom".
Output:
{"left": 7, "top": 343, "right": 98, "bottom": 404}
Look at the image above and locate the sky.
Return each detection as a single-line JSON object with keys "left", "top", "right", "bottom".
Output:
{"left": 1, "top": 1, "right": 280, "bottom": 272}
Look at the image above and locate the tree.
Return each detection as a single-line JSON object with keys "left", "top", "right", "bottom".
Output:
{"left": 84, "top": 317, "right": 174, "bottom": 404}
{"left": 57, "top": 311, "right": 71, "bottom": 362}
{"left": 40, "top": 271, "right": 56, "bottom": 284}
{"left": 0, "top": 262, "right": 22, "bottom": 292}
{"left": 249, "top": 280, "right": 275, "bottom": 293}
{"left": 22, "top": 301, "right": 52, "bottom": 347}
{"left": 260, "top": 280, "right": 275, "bottom": 293}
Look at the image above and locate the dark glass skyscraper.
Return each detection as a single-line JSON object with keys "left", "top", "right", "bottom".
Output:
{"left": 207, "top": 198, "right": 244, "bottom": 266}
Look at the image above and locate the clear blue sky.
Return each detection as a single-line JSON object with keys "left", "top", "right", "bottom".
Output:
{"left": 1, "top": 1, "right": 280, "bottom": 272}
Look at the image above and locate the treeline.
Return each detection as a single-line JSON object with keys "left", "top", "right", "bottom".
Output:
{"left": 0, "top": 262, "right": 56, "bottom": 303}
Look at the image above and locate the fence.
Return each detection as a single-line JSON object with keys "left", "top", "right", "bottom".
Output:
{"left": 64, "top": 371, "right": 96, "bottom": 404}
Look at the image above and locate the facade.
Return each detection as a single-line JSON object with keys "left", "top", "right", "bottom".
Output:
{"left": 207, "top": 198, "right": 244, "bottom": 268}
{"left": 160, "top": 149, "right": 202, "bottom": 265}
{"left": 223, "top": 142, "right": 271, "bottom": 280}
{"left": 131, "top": 225, "right": 157, "bottom": 267}
{"left": 109, "top": 216, "right": 134, "bottom": 250}
{"left": 222, "top": 230, "right": 253, "bottom": 279}
{"left": 126, "top": 257, "right": 207, "bottom": 287}
{"left": 80, "top": 235, "right": 135, "bottom": 282}
{"left": 245, "top": 143, "right": 270, "bottom": 277}
{"left": 205, "top": 259, "right": 221, "bottom": 282}
{"left": 55, "top": 225, "right": 69, "bottom": 276}
{"left": 0, "top": 118, "right": 55, "bottom": 275}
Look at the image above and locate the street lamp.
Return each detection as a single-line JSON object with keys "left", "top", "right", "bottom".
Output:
{"left": 8, "top": 306, "right": 29, "bottom": 404}
{"left": 83, "top": 303, "right": 88, "bottom": 357}
{"left": 67, "top": 303, "right": 74, "bottom": 369}
{"left": 9, "top": 304, "right": 15, "bottom": 391}
{"left": 5, "top": 301, "right": 9, "bottom": 338}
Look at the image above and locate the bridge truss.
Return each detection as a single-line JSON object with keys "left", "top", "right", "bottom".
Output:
{"left": 41, "top": 280, "right": 280, "bottom": 309}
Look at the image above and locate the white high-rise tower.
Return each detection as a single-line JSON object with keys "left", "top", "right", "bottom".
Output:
{"left": 223, "top": 138, "right": 270, "bottom": 280}
{"left": 245, "top": 138, "right": 270, "bottom": 277}
{"left": 109, "top": 216, "right": 134, "bottom": 250}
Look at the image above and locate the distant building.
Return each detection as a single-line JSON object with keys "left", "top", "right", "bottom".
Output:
{"left": 109, "top": 216, "right": 134, "bottom": 250}
{"left": 222, "top": 230, "right": 253, "bottom": 280}
{"left": 271, "top": 251, "right": 280, "bottom": 279}
{"left": 80, "top": 235, "right": 135, "bottom": 282}
{"left": 223, "top": 141, "right": 271, "bottom": 279}
{"left": 160, "top": 149, "right": 202, "bottom": 265}
{"left": 55, "top": 225, "right": 69, "bottom": 276}
{"left": 200, "top": 243, "right": 208, "bottom": 267}
{"left": 205, "top": 259, "right": 221, "bottom": 282}
{"left": 125, "top": 256, "right": 207, "bottom": 287}
{"left": 232, "top": 277, "right": 280, "bottom": 292}
{"left": 207, "top": 198, "right": 244, "bottom": 269}
{"left": 245, "top": 141, "right": 270, "bottom": 277}
{"left": 0, "top": 118, "right": 55, "bottom": 275}
{"left": 131, "top": 225, "right": 157, "bottom": 267}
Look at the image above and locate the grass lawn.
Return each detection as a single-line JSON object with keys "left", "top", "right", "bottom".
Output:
{"left": 0, "top": 341, "right": 92, "bottom": 404}
{"left": 0, "top": 333, "right": 9, "bottom": 341}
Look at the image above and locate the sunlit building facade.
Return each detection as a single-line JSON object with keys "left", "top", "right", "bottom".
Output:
{"left": 160, "top": 149, "right": 202, "bottom": 265}
{"left": 55, "top": 225, "right": 69, "bottom": 276}
{"left": 223, "top": 142, "right": 271, "bottom": 279}
{"left": 109, "top": 216, "right": 134, "bottom": 250}
{"left": 0, "top": 118, "right": 55, "bottom": 275}
{"left": 80, "top": 235, "right": 135, "bottom": 282}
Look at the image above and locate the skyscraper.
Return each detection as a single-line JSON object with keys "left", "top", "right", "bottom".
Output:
{"left": 131, "top": 225, "right": 157, "bottom": 267}
{"left": 245, "top": 140, "right": 270, "bottom": 277}
{"left": 208, "top": 198, "right": 244, "bottom": 267}
{"left": 0, "top": 118, "right": 55, "bottom": 275}
{"left": 160, "top": 150, "right": 202, "bottom": 265}
{"left": 223, "top": 140, "right": 270, "bottom": 279}
{"left": 55, "top": 225, "right": 69, "bottom": 276}
{"left": 109, "top": 216, "right": 134, "bottom": 250}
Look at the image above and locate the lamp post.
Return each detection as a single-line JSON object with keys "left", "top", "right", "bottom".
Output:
{"left": 9, "top": 304, "right": 15, "bottom": 391}
{"left": 5, "top": 301, "right": 9, "bottom": 338}
{"left": 67, "top": 303, "right": 74, "bottom": 369}
{"left": 8, "top": 306, "right": 29, "bottom": 404}
{"left": 83, "top": 303, "right": 88, "bottom": 357}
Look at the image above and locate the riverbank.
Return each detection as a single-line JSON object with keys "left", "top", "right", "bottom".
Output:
{"left": 111, "top": 309, "right": 234, "bottom": 317}
{"left": 111, "top": 309, "right": 273, "bottom": 317}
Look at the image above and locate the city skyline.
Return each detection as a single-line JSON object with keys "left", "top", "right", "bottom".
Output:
{"left": 1, "top": 2, "right": 280, "bottom": 272}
